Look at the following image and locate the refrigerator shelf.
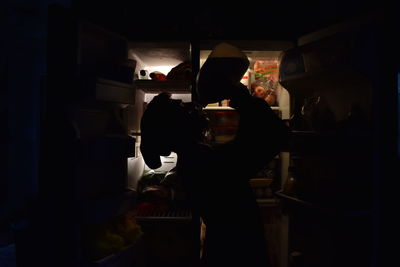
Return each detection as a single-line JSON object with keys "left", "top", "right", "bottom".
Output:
{"left": 134, "top": 208, "right": 192, "bottom": 222}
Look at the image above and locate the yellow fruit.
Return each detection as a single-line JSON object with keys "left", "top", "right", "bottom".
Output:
{"left": 110, "top": 215, "right": 143, "bottom": 246}
{"left": 92, "top": 241, "right": 114, "bottom": 260}
{"left": 124, "top": 225, "right": 143, "bottom": 245}
{"left": 103, "top": 231, "right": 124, "bottom": 252}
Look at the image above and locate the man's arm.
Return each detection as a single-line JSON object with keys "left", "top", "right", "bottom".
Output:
{"left": 225, "top": 83, "right": 291, "bottom": 177}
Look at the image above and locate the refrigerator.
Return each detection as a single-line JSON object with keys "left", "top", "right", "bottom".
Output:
{"left": 33, "top": 5, "right": 387, "bottom": 267}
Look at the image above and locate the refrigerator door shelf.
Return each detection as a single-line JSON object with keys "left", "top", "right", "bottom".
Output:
{"left": 78, "top": 77, "right": 136, "bottom": 105}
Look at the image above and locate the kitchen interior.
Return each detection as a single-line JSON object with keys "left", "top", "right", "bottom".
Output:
{"left": 1, "top": 1, "right": 396, "bottom": 267}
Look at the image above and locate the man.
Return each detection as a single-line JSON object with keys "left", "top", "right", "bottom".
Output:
{"left": 140, "top": 43, "right": 290, "bottom": 266}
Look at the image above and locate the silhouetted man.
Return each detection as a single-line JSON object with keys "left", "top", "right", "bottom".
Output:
{"left": 140, "top": 43, "right": 290, "bottom": 267}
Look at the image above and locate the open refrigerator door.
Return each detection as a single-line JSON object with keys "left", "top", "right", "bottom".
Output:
{"left": 277, "top": 12, "right": 381, "bottom": 267}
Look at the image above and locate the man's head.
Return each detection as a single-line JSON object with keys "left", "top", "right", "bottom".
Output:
{"left": 196, "top": 42, "right": 250, "bottom": 106}
{"left": 140, "top": 93, "right": 209, "bottom": 169}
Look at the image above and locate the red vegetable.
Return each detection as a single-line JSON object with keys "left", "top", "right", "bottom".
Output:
{"left": 149, "top": 72, "right": 167, "bottom": 81}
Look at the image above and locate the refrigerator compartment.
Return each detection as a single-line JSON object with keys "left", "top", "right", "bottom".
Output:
{"left": 127, "top": 42, "right": 193, "bottom": 139}
{"left": 128, "top": 41, "right": 191, "bottom": 81}
{"left": 199, "top": 41, "right": 291, "bottom": 119}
